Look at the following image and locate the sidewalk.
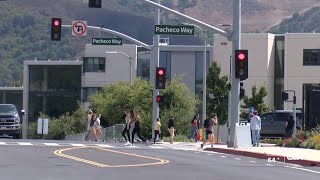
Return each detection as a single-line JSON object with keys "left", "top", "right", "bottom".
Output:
{"left": 204, "top": 143, "right": 320, "bottom": 167}
{"left": 158, "top": 142, "right": 320, "bottom": 167}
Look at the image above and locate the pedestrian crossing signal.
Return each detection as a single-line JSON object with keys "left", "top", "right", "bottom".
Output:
{"left": 156, "top": 95, "right": 164, "bottom": 103}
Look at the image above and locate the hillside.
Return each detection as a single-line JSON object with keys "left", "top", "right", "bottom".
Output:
{"left": 1, "top": 0, "right": 320, "bottom": 86}
{"left": 265, "top": 5, "right": 320, "bottom": 33}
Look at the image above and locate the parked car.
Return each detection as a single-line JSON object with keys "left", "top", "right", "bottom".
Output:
{"left": 0, "top": 104, "right": 25, "bottom": 139}
{"left": 259, "top": 110, "right": 303, "bottom": 138}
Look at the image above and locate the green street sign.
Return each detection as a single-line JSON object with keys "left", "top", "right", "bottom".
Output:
{"left": 154, "top": 25, "right": 194, "bottom": 35}
{"left": 92, "top": 38, "right": 122, "bottom": 45}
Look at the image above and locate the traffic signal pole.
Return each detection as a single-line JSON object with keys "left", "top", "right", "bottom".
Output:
{"left": 151, "top": 0, "right": 160, "bottom": 140}
{"left": 227, "top": 0, "right": 241, "bottom": 147}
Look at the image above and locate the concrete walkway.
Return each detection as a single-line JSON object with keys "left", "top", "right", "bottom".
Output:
{"left": 158, "top": 142, "right": 320, "bottom": 167}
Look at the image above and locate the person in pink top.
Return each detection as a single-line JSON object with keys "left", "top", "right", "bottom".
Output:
{"left": 188, "top": 113, "right": 199, "bottom": 142}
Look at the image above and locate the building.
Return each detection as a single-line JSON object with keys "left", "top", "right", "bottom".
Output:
{"left": 22, "top": 43, "right": 213, "bottom": 138}
{"left": 0, "top": 87, "right": 23, "bottom": 111}
{"left": 214, "top": 33, "right": 320, "bottom": 130}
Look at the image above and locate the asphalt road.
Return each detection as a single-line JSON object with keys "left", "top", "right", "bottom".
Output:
{"left": 0, "top": 140, "right": 319, "bottom": 180}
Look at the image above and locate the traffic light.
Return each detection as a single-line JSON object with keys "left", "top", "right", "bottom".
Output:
{"left": 156, "top": 67, "right": 166, "bottom": 89}
{"left": 51, "top": 18, "right": 61, "bottom": 41}
{"left": 156, "top": 95, "right": 164, "bottom": 103}
{"left": 89, "top": 0, "right": 101, "bottom": 8}
{"left": 240, "top": 82, "right": 245, "bottom": 99}
{"left": 282, "top": 92, "right": 289, "bottom": 101}
{"left": 235, "top": 50, "right": 248, "bottom": 81}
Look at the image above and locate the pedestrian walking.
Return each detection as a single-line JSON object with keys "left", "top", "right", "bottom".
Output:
{"left": 153, "top": 118, "right": 161, "bottom": 144}
{"left": 85, "top": 110, "right": 96, "bottom": 141}
{"left": 122, "top": 109, "right": 132, "bottom": 145}
{"left": 94, "top": 114, "right": 102, "bottom": 142}
{"left": 250, "top": 111, "right": 261, "bottom": 147}
{"left": 285, "top": 115, "right": 295, "bottom": 139}
{"left": 188, "top": 113, "right": 199, "bottom": 141}
{"left": 167, "top": 116, "right": 175, "bottom": 144}
{"left": 201, "top": 113, "right": 218, "bottom": 149}
{"left": 131, "top": 110, "right": 146, "bottom": 145}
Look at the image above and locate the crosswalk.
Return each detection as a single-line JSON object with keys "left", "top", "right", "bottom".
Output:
{"left": 0, "top": 141, "right": 168, "bottom": 149}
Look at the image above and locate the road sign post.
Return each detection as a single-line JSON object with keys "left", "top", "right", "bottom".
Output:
{"left": 37, "top": 118, "right": 49, "bottom": 140}
{"left": 72, "top": 21, "right": 87, "bottom": 36}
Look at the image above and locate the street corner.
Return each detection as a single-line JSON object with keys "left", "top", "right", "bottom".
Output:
{"left": 203, "top": 146, "right": 320, "bottom": 167}
{"left": 53, "top": 146, "right": 170, "bottom": 168}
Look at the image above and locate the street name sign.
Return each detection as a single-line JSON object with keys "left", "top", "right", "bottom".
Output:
{"left": 154, "top": 25, "right": 194, "bottom": 35}
{"left": 92, "top": 38, "right": 123, "bottom": 45}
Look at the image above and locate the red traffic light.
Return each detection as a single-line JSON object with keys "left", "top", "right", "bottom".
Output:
{"left": 156, "top": 96, "right": 161, "bottom": 102}
{"left": 158, "top": 69, "right": 164, "bottom": 76}
{"left": 237, "top": 52, "right": 245, "bottom": 61}
{"left": 156, "top": 95, "right": 164, "bottom": 103}
{"left": 53, "top": 20, "right": 60, "bottom": 26}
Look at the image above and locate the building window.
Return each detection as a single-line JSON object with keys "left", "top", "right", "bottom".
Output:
{"left": 83, "top": 57, "right": 105, "bottom": 72}
{"left": 82, "top": 87, "right": 101, "bottom": 102}
{"left": 274, "top": 36, "right": 285, "bottom": 110}
{"left": 137, "top": 53, "right": 150, "bottom": 81}
{"left": 303, "top": 49, "right": 320, "bottom": 65}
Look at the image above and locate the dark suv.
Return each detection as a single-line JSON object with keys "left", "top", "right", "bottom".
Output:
{"left": 0, "top": 104, "right": 25, "bottom": 139}
{"left": 260, "top": 110, "right": 303, "bottom": 138}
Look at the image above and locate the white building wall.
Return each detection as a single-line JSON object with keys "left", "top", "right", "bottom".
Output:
{"left": 284, "top": 33, "right": 320, "bottom": 109}
{"left": 171, "top": 51, "right": 196, "bottom": 94}
{"left": 84, "top": 44, "right": 137, "bottom": 87}
{"left": 214, "top": 34, "right": 275, "bottom": 109}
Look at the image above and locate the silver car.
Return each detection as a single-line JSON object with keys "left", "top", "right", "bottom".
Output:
{"left": 259, "top": 110, "right": 303, "bottom": 138}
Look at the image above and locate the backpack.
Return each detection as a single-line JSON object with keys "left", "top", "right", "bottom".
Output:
{"left": 89, "top": 116, "right": 95, "bottom": 127}
{"left": 203, "top": 119, "right": 209, "bottom": 128}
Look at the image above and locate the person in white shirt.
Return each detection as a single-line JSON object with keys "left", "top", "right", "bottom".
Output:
{"left": 250, "top": 111, "right": 261, "bottom": 147}
{"left": 94, "top": 114, "right": 102, "bottom": 142}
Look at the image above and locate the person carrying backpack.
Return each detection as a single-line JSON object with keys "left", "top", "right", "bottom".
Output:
{"left": 201, "top": 117, "right": 210, "bottom": 149}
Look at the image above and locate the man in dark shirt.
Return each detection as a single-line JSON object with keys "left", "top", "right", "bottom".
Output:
{"left": 285, "top": 116, "right": 295, "bottom": 138}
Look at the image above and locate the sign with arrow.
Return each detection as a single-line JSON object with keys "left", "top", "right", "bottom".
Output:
{"left": 72, "top": 21, "right": 87, "bottom": 36}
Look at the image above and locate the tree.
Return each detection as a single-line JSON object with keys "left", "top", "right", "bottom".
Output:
{"left": 206, "top": 62, "right": 229, "bottom": 126}
{"left": 89, "top": 77, "right": 199, "bottom": 139}
{"left": 241, "top": 85, "right": 270, "bottom": 119}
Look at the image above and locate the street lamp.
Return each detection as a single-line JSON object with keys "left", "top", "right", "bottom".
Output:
{"left": 182, "top": 23, "right": 207, "bottom": 127}
{"left": 105, "top": 51, "right": 133, "bottom": 85}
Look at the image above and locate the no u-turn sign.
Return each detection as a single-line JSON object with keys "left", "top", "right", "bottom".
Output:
{"left": 72, "top": 21, "right": 87, "bottom": 36}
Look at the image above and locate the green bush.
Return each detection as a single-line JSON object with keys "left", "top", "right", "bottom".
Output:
{"left": 260, "top": 138, "right": 283, "bottom": 144}
{"left": 28, "top": 103, "right": 86, "bottom": 140}
{"left": 162, "top": 134, "right": 194, "bottom": 142}
{"left": 283, "top": 137, "right": 303, "bottom": 148}
{"left": 315, "top": 143, "right": 320, "bottom": 150}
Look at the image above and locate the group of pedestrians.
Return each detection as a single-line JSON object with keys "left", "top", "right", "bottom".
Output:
{"left": 122, "top": 109, "right": 146, "bottom": 146}
{"left": 85, "top": 110, "right": 102, "bottom": 142}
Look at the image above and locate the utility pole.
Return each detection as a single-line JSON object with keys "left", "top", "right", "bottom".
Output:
{"left": 227, "top": 0, "right": 241, "bottom": 147}
{"left": 151, "top": 0, "right": 161, "bottom": 140}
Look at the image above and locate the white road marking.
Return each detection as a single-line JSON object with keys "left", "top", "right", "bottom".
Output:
{"left": 234, "top": 158, "right": 241, "bottom": 160}
{"left": 266, "top": 164, "right": 273, "bottom": 166}
{"left": 0, "top": 142, "right": 7, "bottom": 145}
{"left": 96, "top": 144, "right": 115, "bottom": 148}
{"left": 249, "top": 161, "right": 256, "bottom": 163}
{"left": 43, "top": 143, "right": 60, "bottom": 146}
{"left": 285, "top": 166, "right": 320, "bottom": 174}
{"left": 18, "top": 142, "right": 32, "bottom": 146}
{"left": 220, "top": 156, "right": 226, "bottom": 158}
{"left": 71, "top": 144, "right": 86, "bottom": 147}
{"left": 148, "top": 146, "right": 165, "bottom": 149}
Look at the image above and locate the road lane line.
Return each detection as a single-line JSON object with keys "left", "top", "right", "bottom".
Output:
{"left": 148, "top": 146, "right": 165, "bottom": 149}
{"left": 0, "top": 142, "right": 7, "bottom": 145}
{"left": 96, "top": 144, "right": 115, "bottom": 148}
{"left": 53, "top": 146, "right": 170, "bottom": 168}
{"left": 44, "top": 143, "right": 60, "bottom": 146}
{"left": 18, "top": 142, "right": 32, "bottom": 146}
{"left": 71, "top": 144, "right": 86, "bottom": 147}
{"left": 220, "top": 156, "right": 226, "bottom": 158}
{"left": 266, "top": 164, "right": 273, "bottom": 166}
{"left": 284, "top": 166, "right": 320, "bottom": 174}
{"left": 234, "top": 158, "right": 241, "bottom": 160}
{"left": 249, "top": 161, "right": 256, "bottom": 163}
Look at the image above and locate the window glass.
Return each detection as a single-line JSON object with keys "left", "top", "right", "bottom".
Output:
{"left": 83, "top": 57, "right": 105, "bottom": 72}
{"left": 303, "top": 49, "right": 320, "bottom": 65}
{"left": 261, "top": 114, "right": 274, "bottom": 122}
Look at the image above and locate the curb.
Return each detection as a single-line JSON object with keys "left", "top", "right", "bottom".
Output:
{"left": 204, "top": 147, "right": 320, "bottom": 167}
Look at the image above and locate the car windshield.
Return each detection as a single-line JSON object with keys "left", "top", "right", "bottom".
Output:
{"left": 0, "top": 105, "right": 18, "bottom": 114}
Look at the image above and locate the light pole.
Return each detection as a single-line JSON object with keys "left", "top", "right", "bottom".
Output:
{"left": 182, "top": 23, "right": 207, "bottom": 127}
{"left": 105, "top": 51, "right": 133, "bottom": 85}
